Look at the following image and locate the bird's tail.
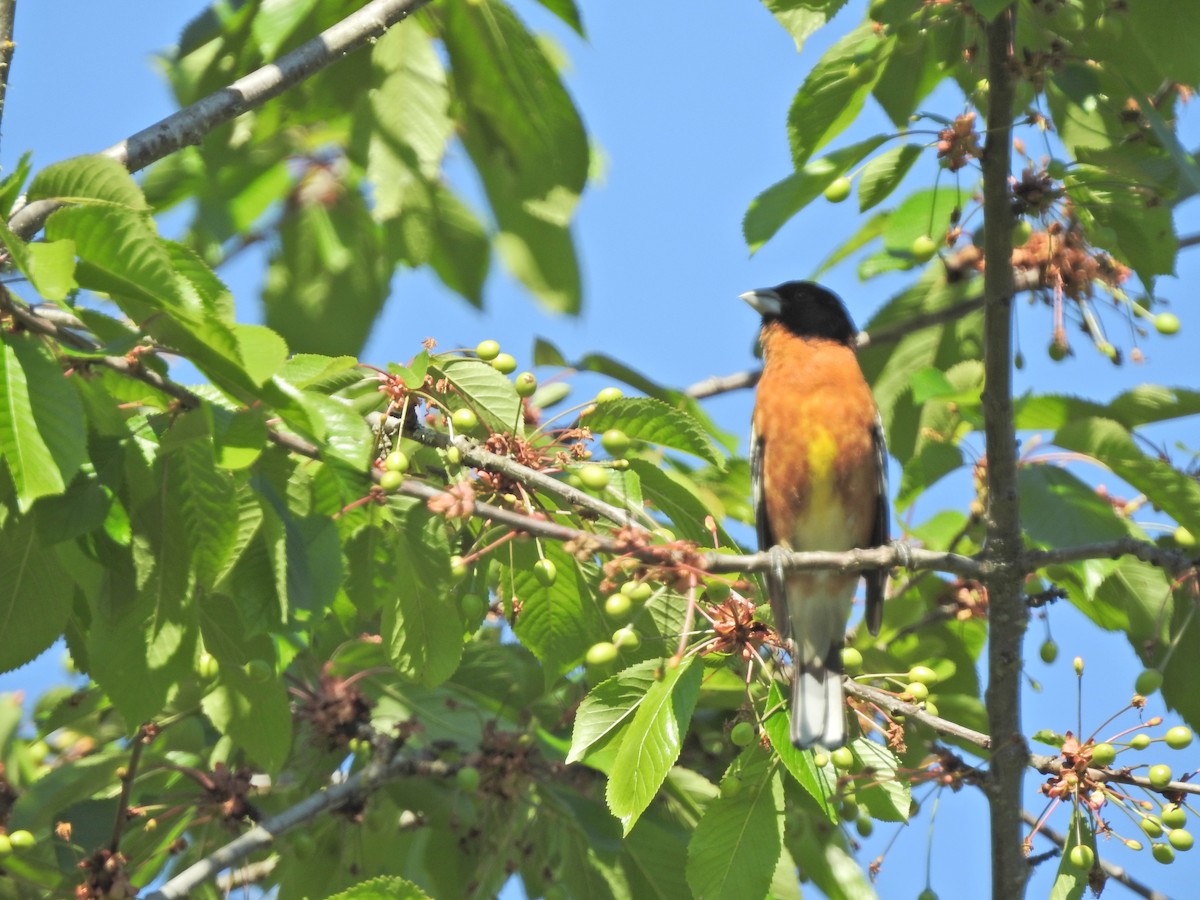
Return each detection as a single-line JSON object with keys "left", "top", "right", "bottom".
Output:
{"left": 790, "top": 646, "right": 845, "bottom": 749}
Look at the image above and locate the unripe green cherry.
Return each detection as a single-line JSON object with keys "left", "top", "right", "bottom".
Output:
{"left": 456, "top": 765, "right": 481, "bottom": 792}
{"left": 601, "top": 429, "right": 631, "bottom": 457}
{"left": 841, "top": 647, "right": 863, "bottom": 675}
{"left": 917, "top": 890, "right": 938, "bottom": 900}
{"left": 1068, "top": 844, "right": 1094, "bottom": 871}
{"left": 578, "top": 464, "right": 611, "bottom": 491}
{"left": 1135, "top": 668, "right": 1163, "bottom": 696}
{"left": 196, "top": 651, "right": 220, "bottom": 682}
{"left": 595, "top": 387, "right": 624, "bottom": 404}
{"left": 813, "top": 752, "right": 829, "bottom": 768}
{"left": 1148, "top": 764, "right": 1173, "bottom": 788}
{"left": 451, "top": 408, "right": 480, "bottom": 433}
{"left": 612, "top": 627, "right": 641, "bottom": 650}
{"left": 475, "top": 339, "right": 501, "bottom": 361}
{"left": 721, "top": 774, "right": 743, "bottom": 798}
{"left": 586, "top": 641, "right": 618, "bottom": 666}
{"left": 856, "top": 815, "right": 874, "bottom": 837}
{"left": 907, "top": 665, "right": 938, "bottom": 685}
{"left": 1152, "top": 842, "right": 1176, "bottom": 864}
{"left": 1129, "top": 733, "right": 1152, "bottom": 750}
{"left": 823, "top": 177, "right": 852, "bottom": 203}
{"left": 704, "top": 581, "right": 732, "bottom": 603}
{"left": 460, "top": 593, "right": 487, "bottom": 620}
{"left": 1155, "top": 313, "right": 1181, "bottom": 336}
{"left": 1175, "top": 526, "right": 1197, "bottom": 548}
{"left": 379, "top": 470, "right": 404, "bottom": 491}
{"left": 1169, "top": 828, "right": 1194, "bottom": 851}
{"left": 0, "top": 834, "right": 11, "bottom": 858}
{"left": 730, "top": 722, "right": 756, "bottom": 747}
{"left": 490, "top": 353, "right": 518, "bottom": 375}
{"left": 605, "top": 593, "right": 632, "bottom": 618}
{"left": 450, "top": 555, "right": 468, "bottom": 579}
{"left": 1162, "top": 805, "right": 1187, "bottom": 829}
{"left": 911, "top": 235, "right": 938, "bottom": 263}
{"left": 622, "top": 581, "right": 653, "bottom": 603}
{"left": 831, "top": 746, "right": 855, "bottom": 770}
{"left": 7, "top": 830, "right": 34, "bottom": 851}
{"left": 515, "top": 372, "right": 538, "bottom": 398}
{"left": 1012, "top": 219, "right": 1033, "bottom": 244}
{"left": 1048, "top": 340, "right": 1069, "bottom": 362}
{"left": 1040, "top": 639, "right": 1058, "bottom": 664}
{"left": 244, "top": 659, "right": 273, "bottom": 683}
{"left": 533, "top": 559, "right": 558, "bottom": 587}
{"left": 1166, "top": 726, "right": 1193, "bottom": 749}
{"left": 1090, "top": 742, "right": 1116, "bottom": 766}
{"left": 1047, "top": 158, "right": 1068, "bottom": 179}
{"left": 906, "top": 682, "right": 930, "bottom": 702}
{"left": 1141, "top": 816, "right": 1164, "bottom": 838}
{"left": 384, "top": 450, "right": 410, "bottom": 473}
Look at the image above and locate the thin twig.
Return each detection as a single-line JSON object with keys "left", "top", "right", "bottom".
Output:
{"left": 8, "top": 0, "right": 434, "bottom": 240}
{"left": 1020, "top": 810, "right": 1168, "bottom": 900}
{"left": 142, "top": 754, "right": 455, "bottom": 900}
{"left": 0, "top": 0, "right": 16, "bottom": 142}
{"left": 845, "top": 679, "right": 991, "bottom": 749}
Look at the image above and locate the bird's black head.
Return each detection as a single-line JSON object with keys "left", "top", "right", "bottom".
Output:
{"left": 739, "top": 281, "right": 858, "bottom": 346}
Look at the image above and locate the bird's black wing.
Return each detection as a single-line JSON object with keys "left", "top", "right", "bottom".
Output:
{"left": 865, "top": 415, "right": 889, "bottom": 636}
{"left": 751, "top": 425, "right": 790, "bottom": 636}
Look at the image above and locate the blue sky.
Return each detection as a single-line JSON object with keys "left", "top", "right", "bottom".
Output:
{"left": 3, "top": 1, "right": 1199, "bottom": 897}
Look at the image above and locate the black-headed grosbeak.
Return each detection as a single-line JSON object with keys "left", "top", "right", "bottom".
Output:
{"left": 742, "top": 281, "right": 888, "bottom": 749}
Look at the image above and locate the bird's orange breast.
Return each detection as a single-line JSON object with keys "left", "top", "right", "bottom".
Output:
{"left": 753, "top": 324, "right": 879, "bottom": 553}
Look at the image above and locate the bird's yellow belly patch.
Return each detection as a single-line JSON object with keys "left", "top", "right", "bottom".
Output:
{"left": 792, "top": 426, "right": 860, "bottom": 550}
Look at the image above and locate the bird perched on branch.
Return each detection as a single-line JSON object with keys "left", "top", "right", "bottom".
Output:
{"left": 742, "top": 281, "right": 888, "bottom": 749}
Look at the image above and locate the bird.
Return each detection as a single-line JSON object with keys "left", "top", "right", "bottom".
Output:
{"left": 741, "top": 281, "right": 888, "bottom": 749}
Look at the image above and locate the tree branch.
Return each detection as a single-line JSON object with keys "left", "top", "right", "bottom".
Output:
{"left": 845, "top": 679, "right": 991, "bottom": 749}
{"left": 705, "top": 544, "right": 982, "bottom": 578}
{"left": 1028, "top": 538, "right": 1196, "bottom": 574}
{"left": 142, "top": 753, "right": 454, "bottom": 900}
{"left": 979, "top": 9, "right": 1028, "bottom": 898}
{"left": 7, "top": 0, "right": 434, "bottom": 240}
{"left": 0, "top": 0, "right": 16, "bottom": 141}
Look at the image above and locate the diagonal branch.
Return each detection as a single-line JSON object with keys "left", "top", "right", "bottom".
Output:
{"left": 0, "top": 0, "right": 16, "bottom": 141}
{"left": 7, "top": 0, "right": 434, "bottom": 240}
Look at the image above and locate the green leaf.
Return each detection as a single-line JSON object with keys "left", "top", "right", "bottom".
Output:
{"left": 0, "top": 218, "right": 77, "bottom": 302}
{"left": 201, "top": 662, "right": 292, "bottom": 773}
{"left": 568, "top": 659, "right": 667, "bottom": 765}
{"left": 686, "top": 746, "right": 783, "bottom": 900}
{"left": 326, "top": 876, "right": 432, "bottom": 900}
{"left": 0, "top": 151, "right": 32, "bottom": 217}
{"left": 625, "top": 459, "right": 731, "bottom": 546}
{"left": 27, "top": 154, "right": 150, "bottom": 210}
{"left": 1067, "top": 167, "right": 1177, "bottom": 287}
{"left": 1050, "top": 810, "right": 1095, "bottom": 900}
{"left": 1018, "top": 466, "right": 1130, "bottom": 550}
{"left": 1054, "top": 417, "right": 1200, "bottom": 537}
{"left": 606, "top": 656, "right": 702, "bottom": 834}
{"left": 432, "top": 357, "right": 523, "bottom": 437}
{"left": 0, "top": 516, "right": 73, "bottom": 673}
{"left": 849, "top": 737, "right": 910, "bottom": 822}
{"left": 0, "top": 332, "right": 87, "bottom": 511}
{"left": 787, "top": 24, "right": 887, "bottom": 167}
{"left": 971, "top": 0, "right": 1017, "bottom": 20}
{"left": 585, "top": 397, "right": 722, "bottom": 467}
{"left": 857, "top": 144, "right": 923, "bottom": 212}
{"left": 744, "top": 136, "right": 888, "bottom": 252}
{"left": 881, "top": 187, "right": 963, "bottom": 257}
{"left": 510, "top": 539, "right": 606, "bottom": 682}
{"left": 162, "top": 411, "right": 237, "bottom": 588}
{"left": 762, "top": 0, "right": 849, "bottom": 53}
{"left": 442, "top": 0, "right": 588, "bottom": 312}
{"left": 763, "top": 682, "right": 836, "bottom": 821}
{"left": 379, "top": 504, "right": 461, "bottom": 687}
{"left": 263, "top": 191, "right": 391, "bottom": 357}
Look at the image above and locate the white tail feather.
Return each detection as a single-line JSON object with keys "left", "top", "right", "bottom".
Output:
{"left": 790, "top": 658, "right": 845, "bottom": 749}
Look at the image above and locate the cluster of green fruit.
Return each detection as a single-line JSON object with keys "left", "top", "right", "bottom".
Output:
{"left": 0, "top": 830, "right": 36, "bottom": 858}
{"left": 842, "top": 653, "right": 943, "bottom": 718}
{"left": 586, "top": 580, "right": 656, "bottom": 666}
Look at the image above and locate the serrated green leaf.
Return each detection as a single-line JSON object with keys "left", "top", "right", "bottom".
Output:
{"left": 0, "top": 332, "right": 87, "bottom": 510}
{"left": 201, "top": 661, "right": 292, "bottom": 773}
{"left": 881, "top": 187, "right": 962, "bottom": 256}
{"left": 568, "top": 659, "right": 666, "bottom": 764}
{"left": 764, "top": 682, "right": 836, "bottom": 821}
{"left": 763, "top": 0, "right": 849, "bottom": 53}
{"left": 0, "top": 218, "right": 77, "bottom": 302}
{"left": 686, "top": 747, "right": 783, "bottom": 900}
{"left": 1054, "top": 416, "right": 1200, "bottom": 537}
{"left": 433, "top": 357, "right": 523, "bottom": 437}
{"left": 787, "top": 24, "right": 887, "bottom": 167}
{"left": 606, "top": 656, "right": 702, "bottom": 834}
{"left": 163, "top": 412, "right": 237, "bottom": 588}
{"left": 325, "top": 876, "right": 432, "bottom": 900}
{"left": 857, "top": 143, "right": 923, "bottom": 212}
{"left": 27, "top": 154, "right": 150, "bottom": 210}
{"left": 585, "top": 397, "right": 722, "bottom": 467}
{"left": 0, "top": 151, "right": 32, "bottom": 217}
{"left": 510, "top": 539, "right": 606, "bottom": 682}
{"left": 442, "top": 0, "right": 588, "bottom": 312}
{"left": 849, "top": 737, "right": 909, "bottom": 822}
{"left": 1018, "top": 466, "right": 1130, "bottom": 550}
{"left": 0, "top": 515, "right": 73, "bottom": 673}
{"left": 379, "top": 505, "right": 461, "bottom": 687}
{"left": 744, "top": 136, "right": 888, "bottom": 252}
